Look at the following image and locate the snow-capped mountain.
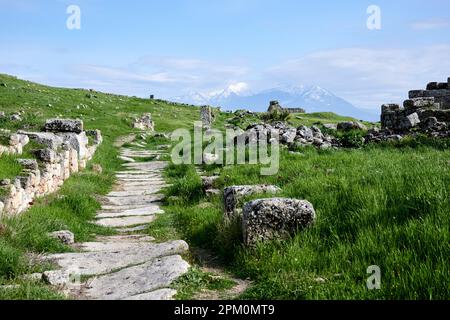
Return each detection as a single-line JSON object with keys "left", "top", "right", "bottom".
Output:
{"left": 172, "top": 85, "right": 377, "bottom": 121}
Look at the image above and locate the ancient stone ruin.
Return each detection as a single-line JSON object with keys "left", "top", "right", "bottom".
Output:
{"left": 267, "top": 100, "right": 305, "bottom": 114}
{"left": 200, "top": 105, "right": 214, "bottom": 129}
{"left": 132, "top": 113, "right": 154, "bottom": 131}
{"left": 0, "top": 119, "right": 102, "bottom": 216}
{"left": 241, "top": 122, "right": 339, "bottom": 150}
{"left": 381, "top": 77, "right": 450, "bottom": 132}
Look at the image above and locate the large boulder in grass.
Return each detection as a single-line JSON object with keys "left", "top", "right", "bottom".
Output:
{"left": 44, "top": 119, "right": 84, "bottom": 133}
{"left": 223, "top": 185, "right": 281, "bottom": 219}
{"left": 337, "top": 121, "right": 367, "bottom": 131}
{"left": 243, "top": 198, "right": 316, "bottom": 246}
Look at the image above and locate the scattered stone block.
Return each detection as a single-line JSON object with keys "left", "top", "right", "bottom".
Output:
{"left": 200, "top": 106, "right": 213, "bottom": 128}
{"left": 337, "top": 121, "right": 367, "bottom": 131}
{"left": 44, "top": 119, "right": 84, "bottom": 133}
{"left": 242, "top": 198, "right": 316, "bottom": 246}
{"left": 17, "top": 159, "right": 38, "bottom": 171}
{"left": 49, "top": 230, "right": 75, "bottom": 245}
{"left": 201, "top": 176, "right": 219, "bottom": 190}
{"left": 323, "top": 123, "right": 337, "bottom": 130}
{"left": 42, "top": 270, "right": 69, "bottom": 287}
{"left": 399, "top": 112, "right": 421, "bottom": 129}
{"left": 133, "top": 113, "right": 154, "bottom": 131}
{"left": 223, "top": 185, "right": 282, "bottom": 219}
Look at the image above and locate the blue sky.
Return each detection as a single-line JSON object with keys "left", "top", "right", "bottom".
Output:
{"left": 1, "top": 0, "right": 449, "bottom": 111}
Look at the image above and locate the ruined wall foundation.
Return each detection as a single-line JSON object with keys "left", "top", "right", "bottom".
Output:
{"left": 0, "top": 119, "right": 102, "bottom": 217}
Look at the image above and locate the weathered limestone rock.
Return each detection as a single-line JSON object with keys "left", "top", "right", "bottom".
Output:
{"left": 45, "top": 240, "right": 189, "bottom": 277}
{"left": 201, "top": 176, "right": 219, "bottom": 191}
{"left": 133, "top": 113, "right": 154, "bottom": 131}
{"left": 337, "top": 121, "right": 367, "bottom": 131}
{"left": 95, "top": 215, "right": 157, "bottom": 228}
{"left": 18, "top": 131, "right": 64, "bottom": 149}
{"left": 403, "top": 97, "right": 436, "bottom": 110}
{"left": 203, "top": 152, "right": 219, "bottom": 165}
{"left": 399, "top": 112, "right": 420, "bottom": 130}
{"left": 17, "top": 159, "right": 38, "bottom": 171}
{"left": 42, "top": 270, "right": 70, "bottom": 287}
{"left": 49, "top": 230, "right": 75, "bottom": 245}
{"left": 122, "top": 288, "right": 177, "bottom": 301}
{"left": 323, "top": 123, "right": 337, "bottom": 130}
{"left": 200, "top": 106, "right": 213, "bottom": 128}
{"left": 84, "top": 255, "right": 189, "bottom": 300}
{"left": 242, "top": 198, "right": 316, "bottom": 246}
{"left": 281, "top": 129, "right": 297, "bottom": 144}
{"left": 223, "top": 185, "right": 282, "bottom": 219}
{"left": 44, "top": 119, "right": 84, "bottom": 133}
{"left": 10, "top": 114, "right": 22, "bottom": 121}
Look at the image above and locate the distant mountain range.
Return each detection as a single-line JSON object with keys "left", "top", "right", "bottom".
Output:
{"left": 172, "top": 85, "right": 378, "bottom": 121}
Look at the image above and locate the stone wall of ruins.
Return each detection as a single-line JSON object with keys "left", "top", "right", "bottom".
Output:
{"left": 381, "top": 77, "right": 450, "bottom": 131}
{"left": 0, "top": 119, "right": 102, "bottom": 217}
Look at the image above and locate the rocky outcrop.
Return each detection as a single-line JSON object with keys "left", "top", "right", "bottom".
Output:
{"left": 132, "top": 113, "right": 154, "bottom": 131}
{"left": 242, "top": 198, "right": 316, "bottom": 246}
{"left": 224, "top": 185, "right": 281, "bottom": 219}
{"left": 0, "top": 120, "right": 102, "bottom": 217}
{"left": 242, "top": 122, "right": 338, "bottom": 150}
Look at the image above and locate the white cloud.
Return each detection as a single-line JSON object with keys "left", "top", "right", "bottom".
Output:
{"left": 411, "top": 18, "right": 450, "bottom": 30}
{"left": 266, "top": 45, "right": 450, "bottom": 110}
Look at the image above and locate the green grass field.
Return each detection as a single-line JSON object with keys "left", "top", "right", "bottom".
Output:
{"left": 161, "top": 141, "right": 450, "bottom": 300}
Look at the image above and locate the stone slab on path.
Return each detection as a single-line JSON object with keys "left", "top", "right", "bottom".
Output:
{"left": 96, "top": 205, "right": 164, "bottom": 219}
{"left": 45, "top": 240, "right": 189, "bottom": 276}
{"left": 122, "top": 288, "right": 177, "bottom": 300}
{"left": 39, "top": 135, "right": 190, "bottom": 300}
{"left": 83, "top": 255, "right": 189, "bottom": 300}
{"left": 103, "top": 194, "right": 164, "bottom": 206}
{"left": 95, "top": 215, "right": 157, "bottom": 228}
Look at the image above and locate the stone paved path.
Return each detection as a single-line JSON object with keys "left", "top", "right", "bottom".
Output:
{"left": 43, "top": 139, "right": 190, "bottom": 300}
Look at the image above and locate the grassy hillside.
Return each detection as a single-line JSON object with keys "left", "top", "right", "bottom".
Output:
{"left": 0, "top": 74, "right": 448, "bottom": 300}
{"left": 0, "top": 74, "right": 200, "bottom": 299}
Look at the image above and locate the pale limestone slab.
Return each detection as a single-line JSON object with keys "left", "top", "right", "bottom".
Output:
{"left": 79, "top": 238, "right": 156, "bottom": 252}
{"left": 106, "top": 189, "right": 162, "bottom": 197}
{"left": 96, "top": 205, "right": 163, "bottom": 219}
{"left": 116, "top": 225, "right": 148, "bottom": 233}
{"left": 103, "top": 194, "right": 164, "bottom": 206}
{"left": 45, "top": 240, "right": 189, "bottom": 276}
{"left": 121, "top": 288, "right": 177, "bottom": 300}
{"left": 95, "top": 215, "right": 156, "bottom": 228}
{"left": 84, "top": 255, "right": 189, "bottom": 300}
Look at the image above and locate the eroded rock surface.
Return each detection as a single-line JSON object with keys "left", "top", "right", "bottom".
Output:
{"left": 243, "top": 198, "right": 316, "bottom": 246}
